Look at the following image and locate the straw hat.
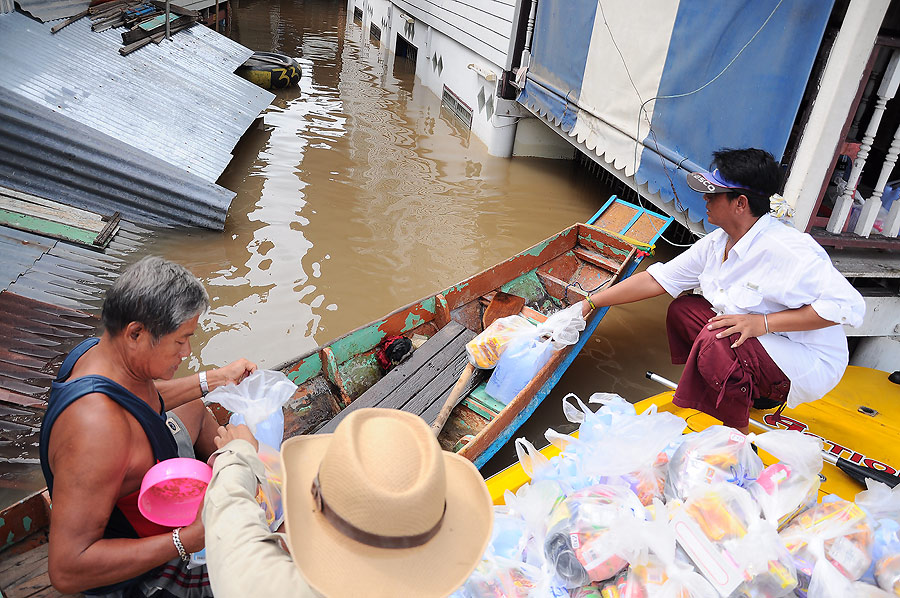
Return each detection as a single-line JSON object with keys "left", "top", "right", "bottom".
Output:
{"left": 280, "top": 408, "right": 493, "bottom": 597}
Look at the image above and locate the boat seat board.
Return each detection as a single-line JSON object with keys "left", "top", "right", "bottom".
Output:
{"left": 317, "top": 321, "right": 478, "bottom": 433}
{"left": 0, "top": 536, "right": 81, "bottom": 597}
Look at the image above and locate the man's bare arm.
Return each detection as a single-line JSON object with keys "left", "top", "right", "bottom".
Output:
{"left": 47, "top": 395, "right": 204, "bottom": 594}
{"left": 156, "top": 358, "right": 257, "bottom": 409}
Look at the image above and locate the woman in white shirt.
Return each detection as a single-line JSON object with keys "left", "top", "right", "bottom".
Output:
{"left": 581, "top": 148, "right": 865, "bottom": 432}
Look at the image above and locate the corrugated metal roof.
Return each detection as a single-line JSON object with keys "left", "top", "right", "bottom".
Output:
{"left": 0, "top": 0, "right": 14, "bottom": 15}
{"left": 13, "top": 0, "right": 88, "bottom": 22}
{"left": 0, "top": 12, "right": 273, "bottom": 184}
{"left": 0, "top": 218, "right": 148, "bottom": 411}
{"left": 0, "top": 88, "right": 236, "bottom": 228}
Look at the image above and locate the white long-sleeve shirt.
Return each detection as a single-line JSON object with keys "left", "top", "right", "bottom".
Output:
{"left": 646, "top": 214, "right": 866, "bottom": 408}
{"left": 203, "top": 440, "right": 320, "bottom": 598}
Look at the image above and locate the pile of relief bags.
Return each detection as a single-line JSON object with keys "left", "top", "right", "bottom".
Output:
{"left": 451, "top": 394, "right": 900, "bottom": 598}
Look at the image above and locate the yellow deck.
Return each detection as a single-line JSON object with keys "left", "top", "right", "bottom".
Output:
{"left": 486, "top": 366, "right": 900, "bottom": 504}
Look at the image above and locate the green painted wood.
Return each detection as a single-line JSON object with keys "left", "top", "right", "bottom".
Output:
{"left": 469, "top": 383, "right": 506, "bottom": 414}
{"left": 0, "top": 209, "right": 99, "bottom": 247}
{"left": 328, "top": 296, "right": 436, "bottom": 364}
{"left": 286, "top": 352, "right": 323, "bottom": 385}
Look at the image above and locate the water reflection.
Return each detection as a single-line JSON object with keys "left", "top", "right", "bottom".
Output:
{"left": 151, "top": 0, "right": 600, "bottom": 372}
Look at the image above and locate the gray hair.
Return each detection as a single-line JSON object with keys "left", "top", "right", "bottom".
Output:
{"left": 102, "top": 256, "right": 209, "bottom": 340}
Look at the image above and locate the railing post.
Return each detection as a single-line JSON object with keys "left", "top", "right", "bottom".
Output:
{"left": 854, "top": 51, "right": 900, "bottom": 236}
{"left": 828, "top": 50, "right": 900, "bottom": 234}
{"left": 856, "top": 118, "right": 900, "bottom": 236}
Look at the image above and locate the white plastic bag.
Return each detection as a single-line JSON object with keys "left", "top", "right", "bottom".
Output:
{"left": 541, "top": 484, "right": 646, "bottom": 588}
{"left": 856, "top": 481, "right": 900, "bottom": 593}
{"left": 749, "top": 429, "right": 823, "bottom": 529}
{"left": 675, "top": 483, "right": 798, "bottom": 597}
{"left": 206, "top": 370, "right": 296, "bottom": 449}
{"left": 484, "top": 305, "right": 586, "bottom": 404}
{"left": 465, "top": 315, "right": 536, "bottom": 369}
{"left": 664, "top": 426, "right": 764, "bottom": 502}
{"left": 779, "top": 499, "right": 874, "bottom": 597}
{"left": 535, "top": 303, "right": 586, "bottom": 349}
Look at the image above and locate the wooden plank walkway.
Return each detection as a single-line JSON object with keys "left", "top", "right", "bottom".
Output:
{"left": 319, "top": 321, "right": 478, "bottom": 434}
{"left": 0, "top": 533, "right": 80, "bottom": 598}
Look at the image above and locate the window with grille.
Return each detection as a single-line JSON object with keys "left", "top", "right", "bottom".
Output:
{"left": 441, "top": 85, "right": 472, "bottom": 130}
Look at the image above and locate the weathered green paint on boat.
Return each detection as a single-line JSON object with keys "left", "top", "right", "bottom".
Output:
{"left": 286, "top": 352, "right": 322, "bottom": 384}
{"left": 500, "top": 271, "right": 546, "bottom": 304}
{"left": 404, "top": 311, "right": 426, "bottom": 330}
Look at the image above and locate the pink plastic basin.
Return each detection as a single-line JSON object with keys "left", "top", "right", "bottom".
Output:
{"left": 138, "top": 458, "right": 213, "bottom": 527}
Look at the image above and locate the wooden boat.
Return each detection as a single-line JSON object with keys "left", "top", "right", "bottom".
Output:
{"left": 267, "top": 197, "right": 673, "bottom": 469}
{"left": 484, "top": 365, "right": 900, "bottom": 504}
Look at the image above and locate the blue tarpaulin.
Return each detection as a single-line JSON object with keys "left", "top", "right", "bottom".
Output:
{"left": 518, "top": 0, "right": 834, "bottom": 229}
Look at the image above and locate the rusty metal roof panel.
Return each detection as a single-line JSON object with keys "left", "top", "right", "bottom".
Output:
{"left": 13, "top": 0, "right": 89, "bottom": 22}
{"left": 0, "top": 12, "right": 273, "bottom": 184}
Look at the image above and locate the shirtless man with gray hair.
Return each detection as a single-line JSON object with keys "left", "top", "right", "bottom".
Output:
{"left": 39, "top": 256, "right": 256, "bottom": 597}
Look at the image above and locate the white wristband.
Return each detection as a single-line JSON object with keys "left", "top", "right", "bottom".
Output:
{"left": 199, "top": 371, "right": 210, "bottom": 396}
{"left": 763, "top": 313, "right": 770, "bottom": 334}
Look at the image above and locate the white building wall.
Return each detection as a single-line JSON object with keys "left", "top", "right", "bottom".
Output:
{"left": 350, "top": 0, "right": 521, "bottom": 156}
{"left": 391, "top": 0, "right": 516, "bottom": 70}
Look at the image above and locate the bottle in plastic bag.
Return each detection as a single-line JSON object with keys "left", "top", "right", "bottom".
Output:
{"left": 485, "top": 337, "right": 553, "bottom": 405}
{"left": 230, "top": 410, "right": 284, "bottom": 451}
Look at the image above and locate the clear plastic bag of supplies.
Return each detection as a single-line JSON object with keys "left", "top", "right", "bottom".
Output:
{"left": 207, "top": 370, "right": 296, "bottom": 450}
{"left": 674, "top": 483, "right": 798, "bottom": 598}
{"left": 664, "top": 426, "right": 763, "bottom": 502}
{"left": 542, "top": 485, "right": 646, "bottom": 588}
{"left": 466, "top": 315, "right": 535, "bottom": 369}
{"left": 602, "top": 499, "right": 718, "bottom": 598}
{"left": 484, "top": 305, "right": 587, "bottom": 404}
{"left": 856, "top": 481, "right": 900, "bottom": 595}
{"left": 555, "top": 394, "right": 685, "bottom": 506}
{"left": 486, "top": 336, "right": 555, "bottom": 404}
{"left": 456, "top": 555, "right": 546, "bottom": 598}
{"left": 748, "top": 429, "right": 823, "bottom": 529}
{"left": 457, "top": 507, "right": 570, "bottom": 598}
{"left": 255, "top": 442, "right": 285, "bottom": 532}
{"left": 601, "top": 556, "right": 718, "bottom": 598}
{"left": 779, "top": 499, "right": 874, "bottom": 597}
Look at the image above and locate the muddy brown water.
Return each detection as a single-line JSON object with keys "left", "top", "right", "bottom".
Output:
{"left": 145, "top": 0, "right": 689, "bottom": 476}
{"left": 0, "top": 0, "right": 689, "bottom": 512}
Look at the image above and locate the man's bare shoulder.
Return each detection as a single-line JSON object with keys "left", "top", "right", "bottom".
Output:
{"left": 48, "top": 393, "right": 135, "bottom": 468}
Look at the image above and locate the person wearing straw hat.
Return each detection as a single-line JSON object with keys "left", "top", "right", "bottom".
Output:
{"left": 202, "top": 408, "right": 493, "bottom": 597}
{"left": 579, "top": 148, "right": 865, "bottom": 434}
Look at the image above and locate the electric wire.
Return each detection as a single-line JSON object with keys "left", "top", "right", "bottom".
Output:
{"left": 596, "top": 0, "right": 784, "bottom": 247}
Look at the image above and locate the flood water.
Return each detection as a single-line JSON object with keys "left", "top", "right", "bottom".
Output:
{"left": 149, "top": 0, "right": 686, "bottom": 474}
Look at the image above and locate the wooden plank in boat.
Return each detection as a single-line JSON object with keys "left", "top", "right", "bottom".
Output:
{"left": 318, "top": 322, "right": 474, "bottom": 433}
{"left": 344, "top": 321, "right": 468, "bottom": 407}
{"left": 405, "top": 346, "right": 481, "bottom": 421}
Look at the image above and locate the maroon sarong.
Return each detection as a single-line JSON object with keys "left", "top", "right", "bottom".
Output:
{"left": 667, "top": 295, "right": 790, "bottom": 428}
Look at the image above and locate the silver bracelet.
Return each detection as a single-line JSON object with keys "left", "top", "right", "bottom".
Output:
{"left": 172, "top": 527, "right": 190, "bottom": 562}
{"left": 199, "top": 371, "right": 210, "bottom": 396}
{"left": 763, "top": 313, "right": 770, "bottom": 334}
